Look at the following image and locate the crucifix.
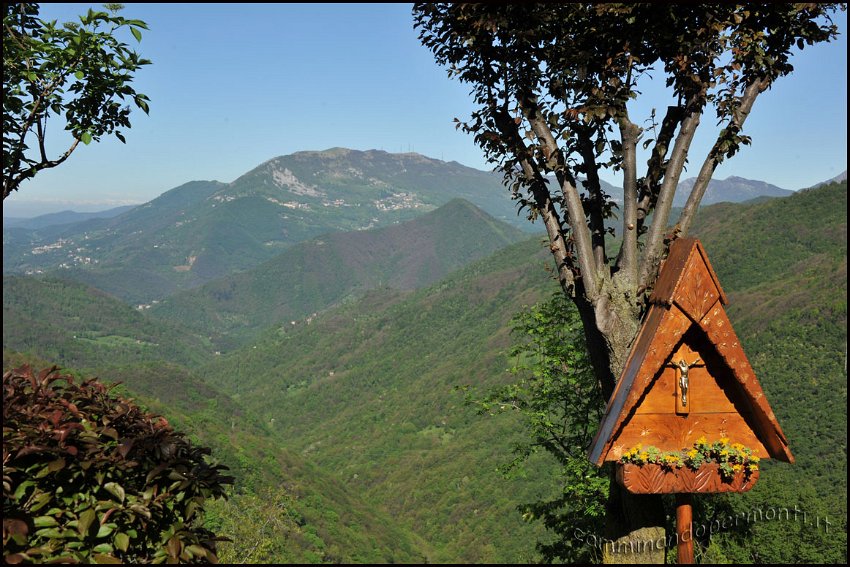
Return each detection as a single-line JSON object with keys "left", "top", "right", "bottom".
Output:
{"left": 670, "top": 356, "right": 702, "bottom": 414}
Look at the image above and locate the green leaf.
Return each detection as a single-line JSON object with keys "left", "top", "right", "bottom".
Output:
{"left": 78, "top": 507, "right": 97, "bottom": 537}
{"left": 34, "top": 527, "right": 66, "bottom": 539}
{"left": 185, "top": 545, "right": 208, "bottom": 558}
{"left": 93, "top": 543, "right": 114, "bottom": 554}
{"left": 131, "top": 27, "right": 142, "bottom": 42}
{"left": 97, "top": 523, "right": 115, "bottom": 538}
{"left": 81, "top": 131, "right": 92, "bottom": 145}
{"left": 30, "top": 492, "right": 53, "bottom": 512}
{"left": 33, "top": 516, "right": 59, "bottom": 528}
{"left": 13, "top": 480, "right": 34, "bottom": 501}
{"left": 113, "top": 531, "right": 129, "bottom": 552}
{"left": 75, "top": 70, "right": 85, "bottom": 80}
{"left": 104, "top": 482, "right": 125, "bottom": 503}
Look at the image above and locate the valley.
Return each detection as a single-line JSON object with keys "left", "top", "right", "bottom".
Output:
{"left": 3, "top": 151, "right": 846, "bottom": 563}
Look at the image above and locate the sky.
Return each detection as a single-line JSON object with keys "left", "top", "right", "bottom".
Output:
{"left": 4, "top": 3, "right": 847, "bottom": 217}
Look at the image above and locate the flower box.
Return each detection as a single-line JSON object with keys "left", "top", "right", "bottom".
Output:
{"left": 616, "top": 462, "right": 759, "bottom": 494}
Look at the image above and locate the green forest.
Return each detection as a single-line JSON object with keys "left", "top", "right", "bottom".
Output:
{"left": 4, "top": 181, "right": 847, "bottom": 563}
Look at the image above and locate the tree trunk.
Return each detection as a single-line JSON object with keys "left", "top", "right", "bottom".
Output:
{"left": 578, "top": 284, "right": 667, "bottom": 563}
{"left": 604, "top": 481, "right": 667, "bottom": 563}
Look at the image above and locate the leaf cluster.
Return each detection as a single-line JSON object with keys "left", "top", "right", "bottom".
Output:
{"left": 3, "top": 3, "right": 151, "bottom": 197}
{"left": 2, "top": 365, "right": 233, "bottom": 564}
{"left": 414, "top": 3, "right": 840, "bottom": 225}
{"left": 415, "top": 3, "right": 842, "bottom": 310}
{"left": 465, "top": 292, "right": 609, "bottom": 562}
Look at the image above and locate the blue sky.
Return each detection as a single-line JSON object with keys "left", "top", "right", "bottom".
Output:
{"left": 4, "top": 3, "right": 847, "bottom": 217}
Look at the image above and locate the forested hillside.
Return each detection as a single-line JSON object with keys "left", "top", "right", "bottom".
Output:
{"left": 3, "top": 182, "right": 846, "bottom": 563}
{"left": 149, "top": 198, "right": 526, "bottom": 348}
{"left": 2, "top": 150, "right": 527, "bottom": 305}
{"left": 197, "top": 180, "right": 847, "bottom": 563}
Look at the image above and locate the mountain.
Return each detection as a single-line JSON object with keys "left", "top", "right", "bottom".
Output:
{"left": 198, "top": 237, "right": 556, "bottom": 563}
{"left": 3, "top": 150, "right": 527, "bottom": 304}
{"left": 673, "top": 175, "right": 794, "bottom": 206}
{"left": 195, "top": 181, "right": 846, "bottom": 563}
{"left": 149, "top": 198, "right": 528, "bottom": 348}
{"left": 2, "top": 276, "right": 215, "bottom": 370}
{"left": 3, "top": 166, "right": 846, "bottom": 562}
{"left": 2, "top": 281, "right": 431, "bottom": 563}
{"left": 2, "top": 205, "right": 137, "bottom": 230}
{"left": 2, "top": 180, "right": 226, "bottom": 300}
{"left": 810, "top": 169, "right": 847, "bottom": 188}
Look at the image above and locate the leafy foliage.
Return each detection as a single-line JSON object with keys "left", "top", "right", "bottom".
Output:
{"left": 465, "top": 292, "right": 609, "bottom": 562}
{"left": 2, "top": 365, "right": 233, "bottom": 563}
{"left": 2, "top": 3, "right": 151, "bottom": 198}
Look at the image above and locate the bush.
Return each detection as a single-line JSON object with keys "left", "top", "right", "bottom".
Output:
{"left": 2, "top": 365, "right": 233, "bottom": 563}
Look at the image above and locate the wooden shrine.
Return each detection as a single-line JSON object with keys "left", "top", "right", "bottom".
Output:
{"left": 587, "top": 237, "right": 794, "bottom": 562}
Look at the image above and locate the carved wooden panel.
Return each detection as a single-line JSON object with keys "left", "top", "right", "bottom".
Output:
{"left": 617, "top": 463, "right": 759, "bottom": 494}
{"left": 674, "top": 256, "right": 720, "bottom": 323}
{"left": 589, "top": 238, "right": 793, "bottom": 465}
{"left": 608, "top": 413, "right": 768, "bottom": 461}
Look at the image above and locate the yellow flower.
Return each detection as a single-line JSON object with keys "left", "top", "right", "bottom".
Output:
{"left": 732, "top": 443, "right": 745, "bottom": 452}
{"left": 719, "top": 437, "right": 730, "bottom": 445}
{"left": 696, "top": 436, "right": 707, "bottom": 445}
{"left": 639, "top": 452, "right": 649, "bottom": 461}
{"left": 750, "top": 456, "right": 760, "bottom": 462}
{"left": 732, "top": 464, "right": 743, "bottom": 473}
{"left": 687, "top": 449, "right": 698, "bottom": 458}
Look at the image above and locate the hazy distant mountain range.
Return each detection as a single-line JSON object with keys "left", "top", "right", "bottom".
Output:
{"left": 672, "top": 175, "right": 793, "bottom": 206}
{"left": 3, "top": 205, "right": 137, "bottom": 229}
{"left": 2, "top": 148, "right": 844, "bottom": 306}
{"left": 811, "top": 169, "right": 847, "bottom": 187}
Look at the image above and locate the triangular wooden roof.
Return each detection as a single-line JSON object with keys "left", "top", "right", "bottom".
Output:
{"left": 589, "top": 238, "right": 794, "bottom": 465}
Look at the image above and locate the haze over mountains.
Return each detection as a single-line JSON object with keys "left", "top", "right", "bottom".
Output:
{"left": 4, "top": 149, "right": 840, "bottom": 308}
{"left": 2, "top": 149, "right": 529, "bottom": 303}
{"left": 149, "top": 198, "right": 526, "bottom": 348}
{"left": 2, "top": 205, "right": 137, "bottom": 229}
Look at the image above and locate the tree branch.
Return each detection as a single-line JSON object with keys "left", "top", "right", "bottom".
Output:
{"left": 677, "top": 80, "right": 766, "bottom": 236}
{"left": 492, "top": 108, "right": 579, "bottom": 296}
{"left": 520, "top": 96, "right": 601, "bottom": 301}
{"left": 638, "top": 105, "right": 702, "bottom": 290}
{"left": 5, "top": 138, "right": 81, "bottom": 199}
{"left": 635, "top": 105, "right": 685, "bottom": 234}
{"left": 614, "top": 115, "right": 640, "bottom": 286}
{"left": 575, "top": 125, "right": 608, "bottom": 272}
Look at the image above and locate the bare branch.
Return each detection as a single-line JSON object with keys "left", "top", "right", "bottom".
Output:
{"left": 636, "top": 105, "right": 685, "bottom": 233}
{"left": 492, "top": 108, "right": 579, "bottom": 295}
{"left": 37, "top": 115, "right": 47, "bottom": 163}
{"left": 520, "top": 96, "right": 601, "bottom": 301}
{"left": 677, "top": 80, "right": 766, "bottom": 236}
{"left": 575, "top": 125, "right": 608, "bottom": 271}
{"left": 614, "top": 115, "right": 640, "bottom": 286}
{"left": 638, "top": 107, "right": 702, "bottom": 289}
{"left": 5, "top": 138, "right": 81, "bottom": 199}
